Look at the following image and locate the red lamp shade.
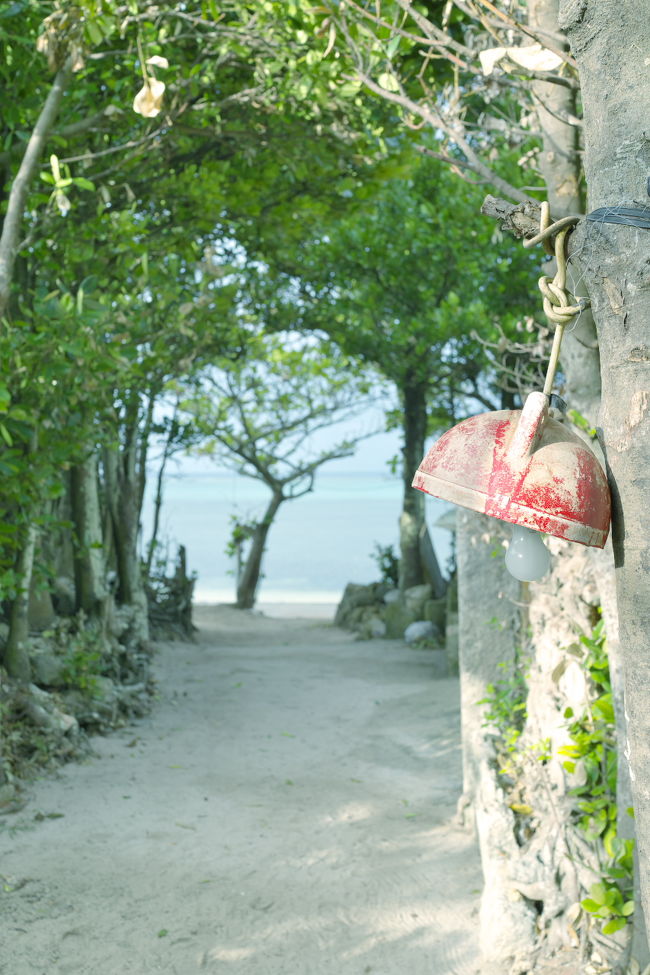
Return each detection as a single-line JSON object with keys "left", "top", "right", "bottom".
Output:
{"left": 412, "top": 391, "right": 610, "bottom": 548}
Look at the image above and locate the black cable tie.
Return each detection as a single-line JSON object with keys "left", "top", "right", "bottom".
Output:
{"left": 586, "top": 206, "right": 650, "bottom": 229}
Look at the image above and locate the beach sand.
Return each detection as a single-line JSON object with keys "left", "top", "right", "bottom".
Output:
{"left": 255, "top": 600, "right": 337, "bottom": 620}
{"left": 0, "top": 604, "right": 480, "bottom": 975}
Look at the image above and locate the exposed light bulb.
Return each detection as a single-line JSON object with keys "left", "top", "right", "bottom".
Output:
{"left": 505, "top": 525, "right": 551, "bottom": 582}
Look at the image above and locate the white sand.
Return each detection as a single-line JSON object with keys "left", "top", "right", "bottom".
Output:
{"left": 0, "top": 606, "right": 480, "bottom": 975}
{"left": 256, "top": 601, "right": 337, "bottom": 620}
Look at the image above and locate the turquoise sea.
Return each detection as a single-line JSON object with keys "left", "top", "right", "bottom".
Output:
{"left": 141, "top": 469, "right": 453, "bottom": 605}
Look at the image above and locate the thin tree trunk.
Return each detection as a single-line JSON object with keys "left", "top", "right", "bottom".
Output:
{"left": 145, "top": 408, "right": 177, "bottom": 578}
{"left": 399, "top": 379, "right": 427, "bottom": 590}
{"left": 528, "top": 0, "right": 601, "bottom": 418}
{"left": 137, "top": 391, "right": 155, "bottom": 515}
{"left": 103, "top": 420, "right": 150, "bottom": 643}
{"left": 145, "top": 455, "right": 167, "bottom": 580}
{"left": 116, "top": 455, "right": 142, "bottom": 607}
{"left": 70, "top": 452, "right": 107, "bottom": 618}
{"left": 105, "top": 445, "right": 139, "bottom": 607}
{"left": 3, "top": 522, "right": 37, "bottom": 680}
{"left": 0, "top": 57, "right": 72, "bottom": 319}
{"left": 560, "top": 0, "right": 650, "bottom": 959}
{"left": 236, "top": 492, "right": 284, "bottom": 609}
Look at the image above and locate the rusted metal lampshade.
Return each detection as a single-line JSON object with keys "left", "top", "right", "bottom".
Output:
{"left": 412, "top": 391, "right": 610, "bottom": 548}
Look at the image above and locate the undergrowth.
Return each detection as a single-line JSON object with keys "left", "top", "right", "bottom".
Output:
{"left": 479, "top": 615, "right": 634, "bottom": 939}
{"left": 559, "top": 618, "right": 635, "bottom": 936}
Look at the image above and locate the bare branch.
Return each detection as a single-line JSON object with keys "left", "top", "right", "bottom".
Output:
{"left": 456, "top": 0, "right": 577, "bottom": 68}
{"left": 343, "top": 0, "right": 475, "bottom": 64}
{"left": 349, "top": 64, "right": 534, "bottom": 203}
{"left": 480, "top": 195, "right": 544, "bottom": 240}
{"left": 415, "top": 145, "right": 490, "bottom": 185}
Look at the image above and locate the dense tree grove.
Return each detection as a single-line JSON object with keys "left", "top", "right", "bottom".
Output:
{"left": 1, "top": 3, "right": 648, "bottom": 974}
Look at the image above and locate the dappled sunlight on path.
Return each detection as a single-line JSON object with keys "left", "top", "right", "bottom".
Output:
{"left": 0, "top": 606, "right": 480, "bottom": 975}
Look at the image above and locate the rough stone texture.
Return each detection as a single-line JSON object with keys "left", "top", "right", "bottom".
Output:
{"left": 445, "top": 611, "right": 459, "bottom": 675}
{"left": 20, "top": 684, "right": 79, "bottom": 737}
{"left": 404, "top": 620, "right": 436, "bottom": 644}
{"left": 457, "top": 509, "right": 520, "bottom": 805}
{"left": 558, "top": 0, "right": 650, "bottom": 960}
{"left": 423, "top": 597, "right": 446, "bottom": 629}
{"left": 29, "top": 649, "right": 66, "bottom": 689}
{"left": 363, "top": 616, "right": 387, "bottom": 639}
{"left": 525, "top": 538, "right": 598, "bottom": 790}
{"left": 384, "top": 600, "right": 421, "bottom": 639}
{"left": 419, "top": 523, "right": 446, "bottom": 598}
{"left": 403, "top": 584, "right": 432, "bottom": 616}
{"left": 334, "top": 582, "right": 387, "bottom": 629}
{"left": 476, "top": 762, "right": 537, "bottom": 975}
{"left": 52, "top": 576, "right": 75, "bottom": 616}
{"left": 28, "top": 585, "right": 56, "bottom": 631}
{"left": 109, "top": 603, "right": 137, "bottom": 640}
{"left": 457, "top": 509, "right": 524, "bottom": 973}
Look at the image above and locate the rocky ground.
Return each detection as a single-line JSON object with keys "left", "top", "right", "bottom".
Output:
{"left": 0, "top": 604, "right": 480, "bottom": 975}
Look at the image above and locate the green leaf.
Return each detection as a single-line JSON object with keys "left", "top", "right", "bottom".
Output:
{"left": 377, "top": 71, "right": 400, "bottom": 92}
{"left": 589, "top": 883, "right": 607, "bottom": 904}
{"left": 85, "top": 19, "right": 104, "bottom": 46}
{"left": 581, "top": 898, "right": 602, "bottom": 914}
{"left": 602, "top": 917, "right": 627, "bottom": 935}
{"left": 73, "top": 177, "right": 96, "bottom": 192}
{"left": 386, "top": 35, "right": 401, "bottom": 58}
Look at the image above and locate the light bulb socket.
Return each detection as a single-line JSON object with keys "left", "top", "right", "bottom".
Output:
{"left": 549, "top": 393, "right": 567, "bottom": 416}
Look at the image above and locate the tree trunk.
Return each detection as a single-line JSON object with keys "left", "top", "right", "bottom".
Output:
{"left": 103, "top": 420, "right": 150, "bottom": 644}
{"left": 145, "top": 406, "right": 177, "bottom": 579}
{"left": 3, "top": 522, "right": 37, "bottom": 681}
{"left": 456, "top": 510, "right": 535, "bottom": 973}
{"left": 145, "top": 463, "right": 165, "bottom": 580}
{"left": 236, "top": 492, "right": 283, "bottom": 609}
{"left": 470, "top": 3, "right": 632, "bottom": 968}
{"left": 456, "top": 510, "right": 520, "bottom": 806}
{"left": 399, "top": 379, "right": 427, "bottom": 590}
{"left": 70, "top": 452, "right": 107, "bottom": 618}
{"left": 104, "top": 444, "right": 141, "bottom": 607}
{"left": 560, "top": 0, "right": 650, "bottom": 950}
{"left": 528, "top": 0, "right": 601, "bottom": 418}
{"left": 0, "top": 58, "right": 72, "bottom": 319}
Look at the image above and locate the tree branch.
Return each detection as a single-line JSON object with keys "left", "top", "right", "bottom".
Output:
{"left": 480, "top": 195, "right": 544, "bottom": 240}
{"left": 350, "top": 64, "right": 534, "bottom": 204}
{"left": 0, "top": 56, "right": 73, "bottom": 319}
{"left": 457, "top": 0, "right": 577, "bottom": 68}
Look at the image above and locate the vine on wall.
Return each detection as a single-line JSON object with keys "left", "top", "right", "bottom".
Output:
{"left": 480, "top": 614, "right": 635, "bottom": 956}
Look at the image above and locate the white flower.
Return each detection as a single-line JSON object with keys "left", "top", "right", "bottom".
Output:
{"left": 133, "top": 78, "right": 165, "bottom": 118}
{"left": 479, "top": 43, "right": 563, "bottom": 76}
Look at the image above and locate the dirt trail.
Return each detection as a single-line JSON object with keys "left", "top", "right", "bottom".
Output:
{"left": 1, "top": 606, "right": 480, "bottom": 975}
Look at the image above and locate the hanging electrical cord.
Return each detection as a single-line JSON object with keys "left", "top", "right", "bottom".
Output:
{"left": 522, "top": 202, "right": 590, "bottom": 396}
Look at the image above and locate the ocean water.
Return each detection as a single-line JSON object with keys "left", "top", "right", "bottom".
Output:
{"left": 141, "top": 470, "right": 453, "bottom": 605}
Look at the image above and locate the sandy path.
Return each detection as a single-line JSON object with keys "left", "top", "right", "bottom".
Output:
{"left": 1, "top": 606, "right": 480, "bottom": 975}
